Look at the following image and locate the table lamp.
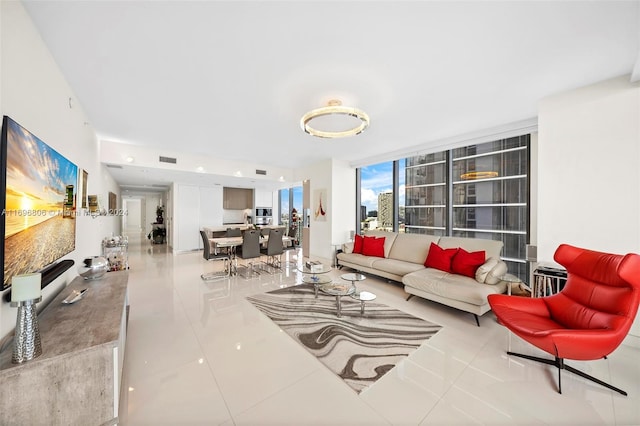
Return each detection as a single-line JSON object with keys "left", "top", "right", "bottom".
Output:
{"left": 11, "top": 272, "right": 43, "bottom": 363}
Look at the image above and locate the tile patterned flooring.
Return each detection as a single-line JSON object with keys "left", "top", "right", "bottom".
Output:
{"left": 119, "top": 234, "right": 640, "bottom": 425}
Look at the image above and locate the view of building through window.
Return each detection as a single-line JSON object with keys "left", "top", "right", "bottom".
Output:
{"left": 279, "top": 186, "right": 303, "bottom": 244}
{"left": 358, "top": 135, "right": 529, "bottom": 280}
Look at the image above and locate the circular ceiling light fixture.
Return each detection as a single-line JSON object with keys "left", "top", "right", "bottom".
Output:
{"left": 301, "top": 99, "right": 370, "bottom": 138}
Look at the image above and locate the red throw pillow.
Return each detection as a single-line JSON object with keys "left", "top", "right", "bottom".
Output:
{"left": 353, "top": 234, "right": 364, "bottom": 254}
{"left": 362, "top": 236, "right": 385, "bottom": 257}
{"left": 451, "top": 248, "right": 486, "bottom": 278}
{"left": 424, "top": 242, "right": 458, "bottom": 272}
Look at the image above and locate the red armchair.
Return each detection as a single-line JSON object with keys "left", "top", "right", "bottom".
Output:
{"left": 488, "top": 244, "right": 640, "bottom": 395}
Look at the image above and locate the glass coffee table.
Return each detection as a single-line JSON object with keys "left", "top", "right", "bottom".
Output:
{"left": 350, "top": 291, "right": 377, "bottom": 314}
{"left": 341, "top": 272, "right": 366, "bottom": 288}
{"left": 319, "top": 282, "right": 356, "bottom": 317}
{"left": 298, "top": 263, "right": 332, "bottom": 298}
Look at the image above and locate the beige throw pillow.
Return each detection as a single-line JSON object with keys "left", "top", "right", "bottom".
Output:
{"left": 475, "top": 257, "right": 508, "bottom": 285}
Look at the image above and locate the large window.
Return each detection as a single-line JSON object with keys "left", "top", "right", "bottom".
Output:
{"left": 357, "top": 135, "right": 530, "bottom": 280}
{"left": 405, "top": 152, "right": 447, "bottom": 236}
{"left": 359, "top": 161, "right": 394, "bottom": 233}
{"left": 450, "top": 136, "right": 529, "bottom": 278}
{"left": 279, "top": 185, "right": 303, "bottom": 243}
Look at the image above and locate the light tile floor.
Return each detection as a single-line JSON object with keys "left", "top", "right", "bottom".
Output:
{"left": 119, "top": 234, "right": 640, "bottom": 425}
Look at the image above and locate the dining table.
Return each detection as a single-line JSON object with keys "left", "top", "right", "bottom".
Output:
{"left": 208, "top": 235, "right": 292, "bottom": 275}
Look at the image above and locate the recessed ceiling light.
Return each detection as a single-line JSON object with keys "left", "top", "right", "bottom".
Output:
{"left": 196, "top": 166, "right": 204, "bottom": 172}
{"left": 126, "top": 156, "right": 134, "bottom": 163}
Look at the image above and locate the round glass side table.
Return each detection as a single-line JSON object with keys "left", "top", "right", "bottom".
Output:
{"left": 341, "top": 272, "right": 366, "bottom": 292}
{"left": 298, "top": 264, "right": 332, "bottom": 298}
{"left": 350, "top": 291, "right": 377, "bottom": 314}
{"left": 501, "top": 273, "right": 523, "bottom": 296}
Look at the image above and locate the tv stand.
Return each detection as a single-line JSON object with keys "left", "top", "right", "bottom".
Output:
{"left": 3, "top": 259, "right": 74, "bottom": 303}
{"left": 0, "top": 271, "right": 129, "bottom": 425}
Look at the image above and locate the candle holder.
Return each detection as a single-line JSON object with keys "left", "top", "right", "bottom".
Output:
{"left": 11, "top": 297, "right": 43, "bottom": 364}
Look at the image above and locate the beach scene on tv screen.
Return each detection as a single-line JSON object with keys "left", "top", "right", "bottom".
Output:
{"left": 3, "top": 118, "right": 77, "bottom": 288}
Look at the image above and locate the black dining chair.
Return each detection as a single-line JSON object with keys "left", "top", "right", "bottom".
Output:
{"left": 260, "top": 228, "right": 284, "bottom": 272}
{"left": 237, "top": 229, "right": 261, "bottom": 278}
{"left": 199, "top": 230, "right": 230, "bottom": 281}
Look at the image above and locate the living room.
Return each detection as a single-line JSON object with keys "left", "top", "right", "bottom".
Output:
{"left": 1, "top": 1, "right": 639, "bottom": 424}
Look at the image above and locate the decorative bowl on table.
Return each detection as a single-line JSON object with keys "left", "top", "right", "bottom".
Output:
{"left": 78, "top": 256, "right": 109, "bottom": 280}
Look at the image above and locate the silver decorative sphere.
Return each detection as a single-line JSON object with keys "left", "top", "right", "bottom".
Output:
{"left": 78, "top": 256, "right": 109, "bottom": 280}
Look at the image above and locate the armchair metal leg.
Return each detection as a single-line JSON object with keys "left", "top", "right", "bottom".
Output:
{"left": 406, "top": 294, "right": 414, "bottom": 301}
{"left": 506, "top": 351, "right": 627, "bottom": 396}
{"left": 473, "top": 314, "right": 480, "bottom": 327}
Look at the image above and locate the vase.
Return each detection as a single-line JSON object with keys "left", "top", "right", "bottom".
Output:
{"left": 78, "top": 256, "right": 109, "bottom": 280}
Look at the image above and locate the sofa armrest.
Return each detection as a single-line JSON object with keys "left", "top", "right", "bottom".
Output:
{"left": 475, "top": 257, "right": 508, "bottom": 285}
{"left": 342, "top": 242, "right": 354, "bottom": 254}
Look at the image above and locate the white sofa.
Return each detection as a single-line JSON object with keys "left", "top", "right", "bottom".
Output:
{"left": 337, "top": 231, "right": 508, "bottom": 325}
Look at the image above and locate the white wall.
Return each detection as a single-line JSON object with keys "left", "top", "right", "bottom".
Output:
{"left": 0, "top": 1, "right": 120, "bottom": 339}
{"left": 537, "top": 75, "right": 640, "bottom": 340}
{"left": 331, "top": 159, "right": 356, "bottom": 246}
{"left": 537, "top": 75, "right": 640, "bottom": 260}
{"left": 294, "top": 159, "right": 356, "bottom": 263}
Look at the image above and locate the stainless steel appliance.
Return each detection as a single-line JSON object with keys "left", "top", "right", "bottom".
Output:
{"left": 255, "top": 208, "right": 272, "bottom": 217}
{"left": 255, "top": 208, "right": 272, "bottom": 224}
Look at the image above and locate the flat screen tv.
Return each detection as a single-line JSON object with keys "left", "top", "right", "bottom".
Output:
{"left": 1, "top": 116, "right": 78, "bottom": 290}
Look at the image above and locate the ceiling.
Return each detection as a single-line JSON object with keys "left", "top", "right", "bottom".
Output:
{"left": 22, "top": 1, "right": 640, "bottom": 190}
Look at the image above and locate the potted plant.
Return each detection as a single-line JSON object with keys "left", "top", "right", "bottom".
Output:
{"left": 156, "top": 205, "right": 164, "bottom": 224}
{"left": 147, "top": 227, "right": 166, "bottom": 244}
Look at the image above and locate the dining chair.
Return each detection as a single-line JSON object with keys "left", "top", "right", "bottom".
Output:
{"left": 199, "top": 230, "right": 230, "bottom": 281}
{"left": 237, "top": 229, "right": 261, "bottom": 278}
{"left": 283, "top": 226, "right": 299, "bottom": 267}
{"left": 225, "top": 227, "right": 242, "bottom": 237}
{"left": 260, "top": 228, "right": 284, "bottom": 272}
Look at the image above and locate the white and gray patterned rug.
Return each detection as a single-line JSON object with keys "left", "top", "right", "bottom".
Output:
{"left": 246, "top": 284, "right": 442, "bottom": 393}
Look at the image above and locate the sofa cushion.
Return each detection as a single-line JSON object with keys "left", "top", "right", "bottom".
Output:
{"left": 451, "top": 248, "right": 486, "bottom": 278}
{"left": 403, "top": 268, "right": 505, "bottom": 307}
{"left": 424, "top": 243, "right": 458, "bottom": 272}
{"left": 371, "top": 258, "right": 425, "bottom": 277}
{"left": 353, "top": 234, "right": 364, "bottom": 254}
{"left": 439, "top": 236, "right": 503, "bottom": 259}
{"left": 362, "top": 236, "right": 385, "bottom": 257}
{"left": 342, "top": 241, "right": 354, "bottom": 254}
{"left": 475, "top": 257, "right": 508, "bottom": 284}
{"left": 364, "top": 231, "right": 397, "bottom": 258}
{"left": 336, "top": 252, "right": 380, "bottom": 269}
{"left": 387, "top": 233, "right": 440, "bottom": 264}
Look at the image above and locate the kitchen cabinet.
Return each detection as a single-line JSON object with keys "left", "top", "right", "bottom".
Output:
{"left": 254, "top": 189, "right": 273, "bottom": 208}
{"left": 223, "top": 187, "right": 253, "bottom": 209}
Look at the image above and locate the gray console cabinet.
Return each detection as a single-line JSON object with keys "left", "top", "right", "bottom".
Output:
{"left": 0, "top": 271, "right": 129, "bottom": 425}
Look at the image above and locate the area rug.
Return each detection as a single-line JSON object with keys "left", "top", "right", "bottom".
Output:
{"left": 246, "top": 284, "right": 442, "bottom": 393}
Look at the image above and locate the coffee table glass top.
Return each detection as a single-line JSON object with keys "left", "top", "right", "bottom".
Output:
{"left": 351, "top": 290, "right": 376, "bottom": 302}
{"left": 500, "top": 273, "right": 522, "bottom": 283}
{"left": 297, "top": 263, "right": 332, "bottom": 274}
{"left": 320, "top": 282, "right": 356, "bottom": 296}
{"left": 302, "top": 275, "right": 332, "bottom": 285}
{"left": 341, "top": 273, "right": 366, "bottom": 283}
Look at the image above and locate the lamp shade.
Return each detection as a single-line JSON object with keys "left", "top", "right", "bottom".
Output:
{"left": 11, "top": 273, "right": 42, "bottom": 302}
